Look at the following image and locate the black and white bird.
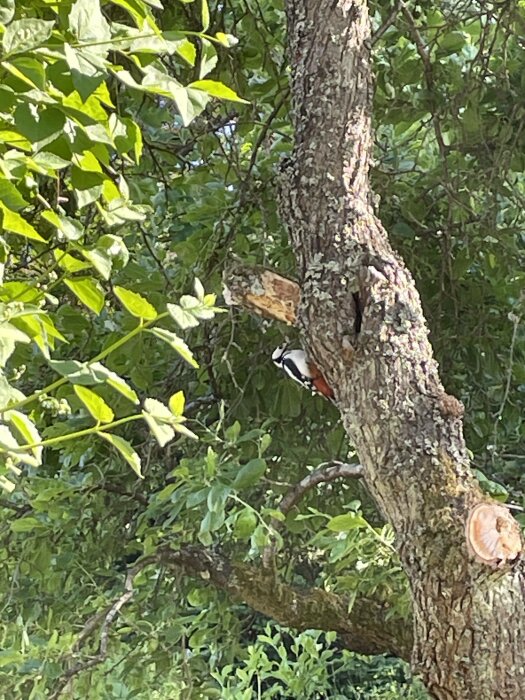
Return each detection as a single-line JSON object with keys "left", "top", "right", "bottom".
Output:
{"left": 272, "top": 346, "right": 334, "bottom": 401}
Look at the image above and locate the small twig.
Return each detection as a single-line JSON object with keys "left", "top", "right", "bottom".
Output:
{"left": 244, "top": 88, "right": 290, "bottom": 185}
{"left": 138, "top": 223, "right": 171, "bottom": 286}
{"left": 371, "top": 0, "right": 402, "bottom": 45}
{"left": 50, "top": 555, "right": 161, "bottom": 700}
{"left": 492, "top": 312, "right": 521, "bottom": 460}
{"left": 262, "top": 461, "right": 364, "bottom": 567}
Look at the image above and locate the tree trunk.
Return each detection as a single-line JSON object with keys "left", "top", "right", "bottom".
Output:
{"left": 280, "top": 1, "right": 525, "bottom": 698}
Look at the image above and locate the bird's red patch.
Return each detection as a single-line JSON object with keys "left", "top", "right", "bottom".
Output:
{"left": 308, "top": 363, "right": 335, "bottom": 399}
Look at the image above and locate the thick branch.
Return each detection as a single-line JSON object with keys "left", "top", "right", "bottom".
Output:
{"left": 57, "top": 545, "right": 411, "bottom": 696}
{"left": 158, "top": 546, "right": 411, "bottom": 659}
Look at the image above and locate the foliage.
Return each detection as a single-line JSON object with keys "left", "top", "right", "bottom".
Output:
{"left": 0, "top": 0, "right": 523, "bottom": 697}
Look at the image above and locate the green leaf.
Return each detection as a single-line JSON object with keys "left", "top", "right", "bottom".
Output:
{"left": 0, "top": 176, "right": 29, "bottom": 211}
{"left": 148, "top": 328, "right": 198, "bottom": 368}
{"left": 32, "top": 152, "right": 71, "bottom": 171}
{"left": 64, "top": 277, "right": 105, "bottom": 314}
{"left": 97, "top": 234, "right": 129, "bottom": 269}
{"left": 74, "top": 385, "right": 114, "bottom": 423}
{"left": 140, "top": 66, "right": 199, "bottom": 127}
{"left": 201, "top": 0, "right": 210, "bottom": 31}
{"left": 64, "top": 43, "right": 106, "bottom": 101}
{"left": 474, "top": 469, "right": 509, "bottom": 502}
{"left": 193, "top": 278, "right": 205, "bottom": 301}
{"left": 4, "top": 410, "right": 42, "bottom": 465}
{"left": 14, "top": 104, "right": 65, "bottom": 151}
{"left": 233, "top": 458, "right": 267, "bottom": 490}
{"left": 198, "top": 39, "right": 217, "bottom": 79}
{"left": 102, "top": 370, "right": 139, "bottom": 405}
{"left": 0, "top": 204, "right": 45, "bottom": 242}
{"left": 143, "top": 397, "right": 172, "bottom": 420}
{"left": 225, "top": 420, "right": 241, "bottom": 442}
{"left": 82, "top": 248, "right": 112, "bottom": 280}
{"left": 190, "top": 80, "right": 248, "bottom": 103}
{"left": 0, "top": 0, "right": 15, "bottom": 24}
{"left": 179, "top": 294, "right": 217, "bottom": 320}
{"left": 0, "top": 322, "right": 31, "bottom": 344}
{"left": 169, "top": 391, "right": 185, "bottom": 416}
{"left": 0, "top": 322, "right": 30, "bottom": 367}
{"left": 173, "top": 422, "right": 198, "bottom": 440}
{"left": 0, "top": 372, "right": 25, "bottom": 410}
{"left": 167, "top": 302, "right": 199, "bottom": 329}
{"left": 234, "top": 508, "right": 258, "bottom": 540}
{"left": 42, "top": 210, "right": 84, "bottom": 241}
{"left": 54, "top": 250, "right": 91, "bottom": 273}
{"left": 98, "top": 432, "right": 142, "bottom": 477}
{"left": 10, "top": 517, "right": 44, "bottom": 533}
{"left": 2, "top": 19, "right": 54, "bottom": 55}
{"left": 142, "top": 398, "right": 175, "bottom": 447}
{"left": 3, "top": 57, "right": 46, "bottom": 90}
{"left": 69, "top": 0, "right": 111, "bottom": 45}
{"left": 113, "top": 286, "right": 157, "bottom": 320}
{"left": 173, "top": 37, "right": 196, "bottom": 66}
{"left": 326, "top": 513, "right": 368, "bottom": 532}
{"left": 0, "top": 475, "right": 15, "bottom": 492}
{"left": 48, "top": 359, "right": 105, "bottom": 384}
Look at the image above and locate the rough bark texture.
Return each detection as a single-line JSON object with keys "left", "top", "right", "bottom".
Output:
{"left": 159, "top": 546, "right": 411, "bottom": 659}
{"left": 227, "top": 1, "right": 525, "bottom": 698}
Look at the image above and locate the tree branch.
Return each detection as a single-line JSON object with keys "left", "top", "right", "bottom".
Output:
{"left": 263, "top": 461, "right": 364, "bottom": 566}
{"left": 52, "top": 545, "right": 411, "bottom": 696}
{"left": 50, "top": 555, "right": 160, "bottom": 700}
{"left": 274, "top": 461, "right": 364, "bottom": 517}
{"left": 159, "top": 546, "right": 412, "bottom": 659}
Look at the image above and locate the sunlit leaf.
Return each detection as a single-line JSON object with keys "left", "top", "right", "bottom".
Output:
{"left": 4, "top": 410, "right": 42, "bottom": 465}
{"left": 148, "top": 328, "right": 198, "bottom": 367}
{"left": 98, "top": 432, "right": 142, "bottom": 477}
{"left": 201, "top": 0, "right": 210, "bottom": 31}
{"left": 167, "top": 302, "right": 199, "bottom": 329}
{"left": 74, "top": 385, "right": 114, "bottom": 423}
{"left": 142, "top": 398, "right": 175, "bottom": 447}
{"left": 2, "top": 19, "right": 54, "bottom": 55}
{"left": 190, "top": 80, "right": 248, "bottom": 103}
{"left": 69, "top": 0, "right": 111, "bottom": 45}
{"left": 169, "top": 390, "right": 185, "bottom": 416}
{"left": 64, "top": 278, "right": 105, "bottom": 314}
{"left": 0, "top": 204, "right": 45, "bottom": 242}
{"left": 113, "top": 286, "right": 157, "bottom": 320}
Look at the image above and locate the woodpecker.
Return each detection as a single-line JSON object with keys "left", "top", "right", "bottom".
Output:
{"left": 272, "top": 346, "right": 335, "bottom": 401}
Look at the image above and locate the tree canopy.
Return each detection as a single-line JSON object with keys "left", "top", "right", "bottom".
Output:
{"left": 0, "top": 0, "right": 523, "bottom": 698}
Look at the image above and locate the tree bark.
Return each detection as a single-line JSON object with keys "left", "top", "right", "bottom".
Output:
{"left": 271, "top": 1, "right": 525, "bottom": 698}
{"left": 159, "top": 546, "right": 411, "bottom": 659}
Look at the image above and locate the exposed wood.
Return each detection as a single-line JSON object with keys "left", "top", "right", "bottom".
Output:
{"left": 466, "top": 502, "right": 522, "bottom": 568}
{"left": 223, "top": 263, "right": 300, "bottom": 324}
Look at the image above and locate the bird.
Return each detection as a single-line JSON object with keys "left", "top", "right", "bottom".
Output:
{"left": 272, "top": 346, "right": 335, "bottom": 401}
